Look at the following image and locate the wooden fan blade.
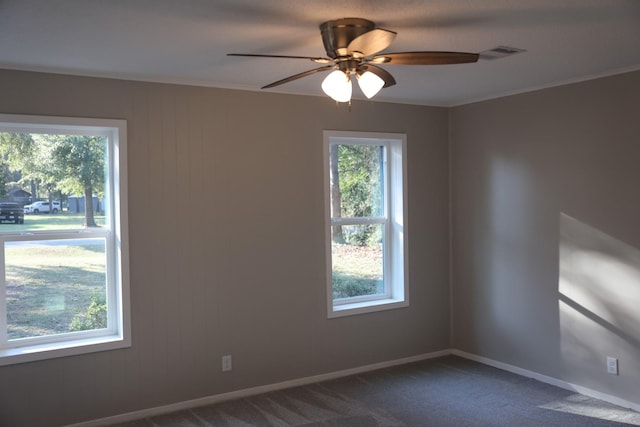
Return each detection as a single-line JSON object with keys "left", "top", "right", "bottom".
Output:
{"left": 228, "top": 53, "right": 331, "bottom": 64}
{"left": 347, "top": 28, "right": 397, "bottom": 57}
{"left": 261, "top": 65, "right": 334, "bottom": 89}
{"left": 371, "top": 51, "right": 479, "bottom": 65}
{"left": 360, "top": 64, "right": 396, "bottom": 88}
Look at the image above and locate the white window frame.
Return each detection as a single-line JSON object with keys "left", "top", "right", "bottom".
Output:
{"left": 0, "top": 114, "right": 130, "bottom": 365}
{"left": 324, "top": 130, "right": 408, "bottom": 318}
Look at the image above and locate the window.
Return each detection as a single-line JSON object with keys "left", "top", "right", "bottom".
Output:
{"left": 0, "top": 114, "right": 129, "bottom": 365}
{"left": 324, "top": 131, "right": 408, "bottom": 317}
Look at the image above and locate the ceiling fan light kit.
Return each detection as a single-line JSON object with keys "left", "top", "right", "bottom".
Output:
{"left": 322, "top": 69, "right": 352, "bottom": 102}
{"left": 356, "top": 70, "right": 385, "bottom": 98}
{"left": 228, "top": 17, "right": 480, "bottom": 104}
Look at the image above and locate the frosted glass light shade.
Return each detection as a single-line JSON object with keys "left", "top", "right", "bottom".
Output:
{"left": 322, "top": 70, "right": 352, "bottom": 102}
{"left": 357, "top": 71, "right": 385, "bottom": 99}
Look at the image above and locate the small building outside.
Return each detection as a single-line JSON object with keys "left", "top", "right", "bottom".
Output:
{"left": 68, "top": 195, "right": 102, "bottom": 213}
{"left": 3, "top": 188, "right": 32, "bottom": 205}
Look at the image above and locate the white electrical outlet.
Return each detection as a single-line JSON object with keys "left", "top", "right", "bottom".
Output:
{"left": 222, "top": 355, "right": 232, "bottom": 372}
{"left": 607, "top": 356, "right": 618, "bottom": 375}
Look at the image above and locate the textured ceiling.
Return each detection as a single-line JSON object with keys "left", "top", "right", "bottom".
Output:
{"left": 1, "top": 0, "right": 639, "bottom": 106}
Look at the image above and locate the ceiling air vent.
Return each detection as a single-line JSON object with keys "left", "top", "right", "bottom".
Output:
{"left": 479, "top": 46, "right": 526, "bottom": 60}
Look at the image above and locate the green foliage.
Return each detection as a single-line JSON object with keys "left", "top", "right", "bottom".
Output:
{"left": 341, "top": 224, "right": 382, "bottom": 247}
{"left": 0, "top": 164, "right": 8, "bottom": 199}
{"left": 337, "top": 144, "right": 382, "bottom": 217}
{"left": 336, "top": 144, "right": 383, "bottom": 246}
{"left": 331, "top": 242, "right": 384, "bottom": 299}
{"left": 0, "top": 131, "right": 107, "bottom": 226}
{"left": 0, "top": 132, "right": 36, "bottom": 162}
{"left": 332, "top": 274, "right": 382, "bottom": 299}
{"left": 70, "top": 295, "right": 107, "bottom": 331}
{"left": 0, "top": 132, "right": 47, "bottom": 199}
{"left": 0, "top": 133, "right": 36, "bottom": 197}
{"left": 50, "top": 135, "right": 106, "bottom": 226}
{"left": 49, "top": 135, "right": 105, "bottom": 197}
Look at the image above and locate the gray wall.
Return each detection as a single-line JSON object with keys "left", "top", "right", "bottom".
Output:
{"left": 451, "top": 70, "right": 640, "bottom": 406}
{"left": 0, "top": 69, "right": 451, "bottom": 426}
{"left": 2, "top": 66, "right": 638, "bottom": 426}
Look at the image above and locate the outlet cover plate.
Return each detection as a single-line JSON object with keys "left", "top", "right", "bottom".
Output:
{"left": 607, "top": 356, "right": 618, "bottom": 375}
{"left": 222, "top": 355, "right": 232, "bottom": 372}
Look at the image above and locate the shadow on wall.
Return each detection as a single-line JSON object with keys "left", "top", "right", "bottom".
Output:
{"left": 559, "top": 213, "right": 640, "bottom": 373}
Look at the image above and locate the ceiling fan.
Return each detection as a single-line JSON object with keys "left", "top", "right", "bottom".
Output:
{"left": 228, "top": 18, "right": 479, "bottom": 103}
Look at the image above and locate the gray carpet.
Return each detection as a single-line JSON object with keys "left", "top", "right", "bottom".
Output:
{"left": 113, "top": 356, "right": 640, "bottom": 426}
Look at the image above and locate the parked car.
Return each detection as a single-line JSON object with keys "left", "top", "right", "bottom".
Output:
{"left": 0, "top": 202, "right": 25, "bottom": 224}
{"left": 23, "top": 200, "right": 61, "bottom": 214}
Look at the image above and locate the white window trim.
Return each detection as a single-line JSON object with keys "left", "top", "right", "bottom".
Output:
{"left": 324, "top": 130, "right": 409, "bottom": 318}
{"left": 0, "top": 114, "right": 130, "bottom": 365}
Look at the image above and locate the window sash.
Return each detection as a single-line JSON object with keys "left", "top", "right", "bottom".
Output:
{"left": 327, "top": 138, "right": 394, "bottom": 303}
{"left": 324, "top": 130, "right": 408, "bottom": 318}
{"left": 0, "top": 114, "right": 129, "bottom": 365}
{"left": 0, "top": 231, "right": 115, "bottom": 348}
{"left": 332, "top": 223, "right": 389, "bottom": 304}
{"left": 330, "top": 217, "right": 391, "bottom": 304}
{"left": 331, "top": 217, "right": 386, "bottom": 225}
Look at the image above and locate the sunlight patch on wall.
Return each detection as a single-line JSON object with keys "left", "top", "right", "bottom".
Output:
{"left": 559, "top": 213, "right": 640, "bottom": 365}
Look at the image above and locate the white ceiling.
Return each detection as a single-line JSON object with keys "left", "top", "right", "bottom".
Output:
{"left": 1, "top": 0, "right": 639, "bottom": 106}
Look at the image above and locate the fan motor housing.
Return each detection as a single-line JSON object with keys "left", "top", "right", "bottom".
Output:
{"left": 320, "top": 18, "right": 375, "bottom": 58}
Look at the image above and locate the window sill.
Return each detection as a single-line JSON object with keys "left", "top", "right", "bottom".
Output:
{"left": 329, "top": 298, "right": 409, "bottom": 318}
{"left": 0, "top": 334, "right": 130, "bottom": 366}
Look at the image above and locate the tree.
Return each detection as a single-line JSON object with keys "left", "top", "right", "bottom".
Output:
{"left": 0, "top": 163, "right": 8, "bottom": 199}
{"left": 0, "top": 132, "right": 106, "bottom": 226}
{"left": 329, "top": 144, "right": 344, "bottom": 243}
{"left": 50, "top": 135, "right": 105, "bottom": 227}
{"left": 334, "top": 144, "right": 383, "bottom": 246}
{"left": 0, "top": 132, "right": 40, "bottom": 199}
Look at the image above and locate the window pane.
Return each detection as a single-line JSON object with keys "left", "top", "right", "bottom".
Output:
{"left": 330, "top": 144, "right": 384, "bottom": 218}
{"left": 5, "top": 238, "right": 107, "bottom": 340}
{"left": 325, "top": 131, "right": 406, "bottom": 317}
{"left": 0, "top": 132, "right": 108, "bottom": 232}
{"left": 332, "top": 224, "right": 384, "bottom": 299}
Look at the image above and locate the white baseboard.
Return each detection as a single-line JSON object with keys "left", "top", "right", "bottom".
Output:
{"left": 451, "top": 349, "right": 640, "bottom": 413}
{"left": 66, "top": 349, "right": 450, "bottom": 427}
{"left": 67, "top": 348, "right": 639, "bottom": 426}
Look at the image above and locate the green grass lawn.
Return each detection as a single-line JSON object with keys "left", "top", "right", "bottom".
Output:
{"left": 2, "top": 213, "right": 108, "bottom": 340}
{"left": 0, "top": 211, "right": 106, "bottom": 231}
{"left": 332, "top": 242, "right": 384, "bottom": 299}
